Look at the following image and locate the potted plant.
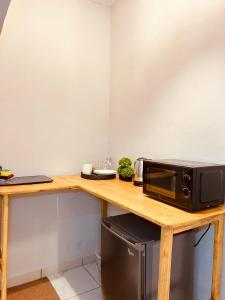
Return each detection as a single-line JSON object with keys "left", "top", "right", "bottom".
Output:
{"left": 117, "top": 157, "right": 134, "bottom": 182}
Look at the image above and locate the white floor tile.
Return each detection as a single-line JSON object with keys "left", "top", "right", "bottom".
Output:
{"left": 49, "top": 267, "right": 99, "bottom": 300}
{"left": 67, "top": 287, "right": 103, "bottom": 300}
{"left": 84, "top": 263, "right": 101, "bottom": 285}
{"left": 49, "top": 273, "right": 73, "bottom": 300}
{"left": 49, "top": 273, "right": 75, "bottom": 300}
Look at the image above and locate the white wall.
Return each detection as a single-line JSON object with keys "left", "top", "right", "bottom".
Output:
{"left": 0, "top": 0, "right": 110, "bottom": 176}
{"left": 110, "top": 0, "right": 225, "bottom": 299}
{"left": 0, "top": 0, "right": 110, "bottom": 280}
{"left": 1, "top": 0, "right": 225, "bottom": 295}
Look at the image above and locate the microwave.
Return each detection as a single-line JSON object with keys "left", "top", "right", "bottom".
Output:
{"left": 143, "top": 159, "right": 225, "bottom": 211}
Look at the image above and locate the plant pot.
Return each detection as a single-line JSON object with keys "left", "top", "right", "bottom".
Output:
{"left": 119, "top": 175, "right": 133, "bottom": 182}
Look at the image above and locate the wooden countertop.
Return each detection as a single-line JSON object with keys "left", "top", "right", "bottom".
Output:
{"left": 1, "top": 175, "right": 225, "bottom": 232}
{"left": 0, "top": 176, "right": 75, "bottom": 196}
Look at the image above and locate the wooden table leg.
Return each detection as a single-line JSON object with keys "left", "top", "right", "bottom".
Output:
{"left": 211, "top": 215, "right": 224, "bottom": 300}
{"left": 101, "top": 200, "right": 107, "bottom": 220}
{"left": 157, "top": 227, "right": 174, "bottom": 300}
{"left": 1, "top": 195, "right": 9, "bottom": 300}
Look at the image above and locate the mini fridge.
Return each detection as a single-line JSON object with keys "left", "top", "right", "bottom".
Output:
{"left": 101, "top": 213, "right": 194, "bottom": 300}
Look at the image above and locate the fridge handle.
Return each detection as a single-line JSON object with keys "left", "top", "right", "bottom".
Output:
{"left": 102, "top": 223, "right": 144, "bottom": 251}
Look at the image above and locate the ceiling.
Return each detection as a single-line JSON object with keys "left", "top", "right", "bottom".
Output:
{"left": 91, "top": 0, "right": 118, "bottom": 6}
{"left": 0, "top": 0, "right": 11, "bottom": 34}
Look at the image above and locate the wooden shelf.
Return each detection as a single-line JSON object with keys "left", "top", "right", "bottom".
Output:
{"left": 1, "top": 175, "right": 224, "bottom": 232}
{"left": 0, "top": 176, "right": 77, "bottom": 196}
{"left": 64, "top": 176, "right": 225, "bottom": 233}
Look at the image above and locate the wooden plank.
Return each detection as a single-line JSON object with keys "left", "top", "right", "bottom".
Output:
{"left": 101, "top": 200, "right": 107, "bottom": 220}
{"left": 0, "top": 175, "right": 225, "bottom": 229}
{"left": 1, "top": 195, "right": 9, "bottom": 300}
{"left": 0, "top": 176, "right": 77, "bottom": 196}
{"left": 0, "top": 248, "right": 2, "bottom": 271}
{"left": 63, "top": 176, "right": 225, "bottom": 229}
{"left": 211, "top": 215, "right": 225, "bottom": 300}
{"left": 173, "top": 215, "right": 220, "bottom": 234}
{"left": 157, "top": 227, "right": 174, "bottom": 300}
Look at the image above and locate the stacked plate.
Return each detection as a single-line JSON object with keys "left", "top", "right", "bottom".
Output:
{"left": 81, "top": 169, "right": 117, "bottom": 180}
{"left": 93, "top": 170, "right": 116, "bottom": 175}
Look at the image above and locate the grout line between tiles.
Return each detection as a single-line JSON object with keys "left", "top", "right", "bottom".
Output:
{"left": 65, "top": 286, "right": 101, "bottom": 300}
{"left": 83, "top": 264, "right": 101, "bottom": 286}
{"left": 49, "top": 265, "right": 100, "bottom": 300}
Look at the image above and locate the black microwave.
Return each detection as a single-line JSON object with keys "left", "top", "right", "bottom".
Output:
{"left": 143, "top": 159, "right": 225, "bottom": 211}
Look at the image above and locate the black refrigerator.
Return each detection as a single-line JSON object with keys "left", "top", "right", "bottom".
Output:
{"left": 101, "top": 213, "right": 194, "bottom": 300}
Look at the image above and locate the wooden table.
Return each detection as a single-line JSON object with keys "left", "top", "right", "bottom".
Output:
{"left": 0, "top": 175, "right": 224, "bottom": 300}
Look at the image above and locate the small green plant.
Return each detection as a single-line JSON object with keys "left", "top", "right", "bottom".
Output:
{"left": 118, "top": 157, "right": 132, "bottom": 167}
{"left": 118, "top": 166, "right": 134, "bottom": 178}
{"left": 117, "top": 157, "right": 134, "bottom": 179}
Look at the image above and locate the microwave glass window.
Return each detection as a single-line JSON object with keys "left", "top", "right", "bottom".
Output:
{"left": 147, "top": 168, "right": 176, "bottom": 199}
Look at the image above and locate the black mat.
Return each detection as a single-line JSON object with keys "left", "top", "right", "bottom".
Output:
{"left": 81, "top": 172, "right": 116, "bottom": 180}
{"left": 0, "top": 175, "right": 53, "bottom": 186}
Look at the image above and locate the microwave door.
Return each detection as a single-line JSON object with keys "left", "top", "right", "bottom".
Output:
{"left": 145, "top": 166, "right": 192, "bottom": 209}
{"left": 148, "top": 168, "right": 176, "bottom": 201}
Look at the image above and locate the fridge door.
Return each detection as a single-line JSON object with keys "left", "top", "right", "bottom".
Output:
{"left": 101, "top": 223, "right": 145, "bottom": 300}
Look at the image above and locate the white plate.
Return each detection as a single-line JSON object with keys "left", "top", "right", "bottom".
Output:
{"left": 93, "top": 169, "right": 117, "bottom": 175}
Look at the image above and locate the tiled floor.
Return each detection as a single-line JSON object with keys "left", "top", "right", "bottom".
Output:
{"left": 49, "top": 263, "right": 102, "bottom": 300}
